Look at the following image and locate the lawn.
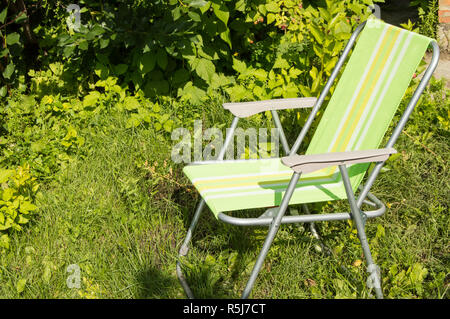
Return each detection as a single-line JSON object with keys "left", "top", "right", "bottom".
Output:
{"left": 0, "top": 80, "right": 448, "bottom": 299}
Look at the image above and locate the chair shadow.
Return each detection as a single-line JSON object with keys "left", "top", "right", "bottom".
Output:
{"left": 135, "top": 267, "right": 180, "bottom": 299}
{"left": 177, "top": 211, "right": 262, "bottom": 299}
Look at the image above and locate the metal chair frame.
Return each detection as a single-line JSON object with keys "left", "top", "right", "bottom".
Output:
{"left": 176, "top": 21, "right": 440, "bottom": 299}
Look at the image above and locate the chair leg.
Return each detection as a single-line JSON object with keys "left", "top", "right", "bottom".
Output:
{"left": 176, "top": 199, "right": 206, "bottom": 299}
{"left": 241, "top": 173, "right": 301, "bottom": 299}
{"left": 339, "top": 165, "right": 383, "bottom": 299}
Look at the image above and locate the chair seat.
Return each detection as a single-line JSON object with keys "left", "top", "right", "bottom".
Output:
{"left": 183, "top": 158, "right": 367, "bottom": 217}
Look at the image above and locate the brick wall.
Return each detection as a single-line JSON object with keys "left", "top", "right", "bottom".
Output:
{"left": 440, "top": 0, "right": 450, "bottom": 23}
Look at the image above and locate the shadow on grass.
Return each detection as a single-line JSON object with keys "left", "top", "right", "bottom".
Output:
{"left": 136, "top": 267, "right": 179, "bottom": 299}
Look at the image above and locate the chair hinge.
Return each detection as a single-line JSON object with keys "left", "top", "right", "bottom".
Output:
{"left": 360, "top": 211, "right": 367, "bottom": 226}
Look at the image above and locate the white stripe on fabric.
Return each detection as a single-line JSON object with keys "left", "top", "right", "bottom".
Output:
{"left": 198, "top": 174, "right": 339, "bottom": 196}
{"left": 203, "top": 182, "right": 344, "bottom": 201}
{"left": 191, "top": 169, "right": 294, "bottom": 184}
{"left": 346, "top": 28, "right": 408, "bottom": 151}
{"left": 354, "top": 32, "right": 414, "bottom": 150}
{"left": 326, "top": 24, "right": 390, "bottom": 153}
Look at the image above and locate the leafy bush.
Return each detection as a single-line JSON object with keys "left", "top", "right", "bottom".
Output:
{"left": 1, "top": 0, "right": 384, "bottom": 99}
{"left": 0, "top": 164, "right": 39, "bottom": 251}
{"left": 417, "top": 0, "right": 438, "bottom": 39}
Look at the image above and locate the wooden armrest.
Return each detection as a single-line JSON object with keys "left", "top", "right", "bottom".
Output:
{"left": 223, "top": 97, "right": 317, "bottom": 118}
{"left": 281, "top": 148, "right": 397, "bottom": 174}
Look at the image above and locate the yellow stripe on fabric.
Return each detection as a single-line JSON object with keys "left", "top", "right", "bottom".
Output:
{"left": 321, "top": 26, "right": 401, "bottom": 176}
{"left": 348, "top": 31, "right": 411, "bottom": 151}
{"left": 337, "top": 28, "right": 403, "bottom": 152}
{"left": 323, "top": 25, "right": 390, "bottom": 155}
{"left": 193, "top": 172, "right": 293, "bottom": 186}
{"left": 330, "top": 26, "right": 401, "bottom": 153}
{"left": 195, "top": 174, "right": 337, "bottom": 193}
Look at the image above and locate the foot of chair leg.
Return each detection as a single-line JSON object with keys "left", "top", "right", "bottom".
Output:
{"left": 367, "top": 264, "right": 383, "bottom": 299}
{"left": 339, "top": 165, "right": 383, "bottom": 299}
{"left": 177, "top": 199, "right": 205, "bottom": 299}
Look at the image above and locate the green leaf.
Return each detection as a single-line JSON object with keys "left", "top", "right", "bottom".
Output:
{"left": 211, "top": 2, "right": 229, "bottom": 25}
{"left": 18, "top": 215, "right": 30, "bottom": 224}
{"left": 83, "top": 91, "right": 101, "bottom": 107}
{"left": 195, "top": 58, "right": 215, "bottom": 83}
{"left": 220, "top": 29, "right": 232, "bottom": 48}
{"left": 49, "top": 63, "right": 63, "bottom": 75}
{"left": 0, "top": 7, "right": 7, "bottom": 24}
{"left": 187, "top": 0, "right": 208, "bottom": 8}
{"left": 163, "top": 119, "right": 174, "bottom": 133}
{"left": 178, "top": 81, "right": 206, "bottom": 104}
{"left": 156, "top": 49, "right": 168, "bottom": 70}
{"left": 267, "top": 13, "right": 276, "bottom": 24}
{"left": 140, "top": 52, "right": 156, "bottom": 74}
{"left": 126, "top": 116, "right": 141, "bottom": 128}
{"left": 273, "top": 57, "right": 290, "bottom": 69}
{"left": 171, "top": 7, "right": 182, "bottom": 20}
{"left": 114, "top": 64, "right": 128, "bottom": 75}
{"left": 87, "top": 24, "right": 105, "bottom": 38}
{"left": 335, "top": 21, "right": 351, "bottom": 34}
{"left": 0, "top": 169, "right": 15, "bottom": 183}
{"left": 253, "top": 69, "right": 267, "bottom": 81}
{"left": 265, "top": 2, "right": 280, "bottom": 13}
{"left": 6, "top": 32, "right": 20, "bottom": 45}
{"left": 99, "top": 38, "right": 110, "bottom": 49}
{"left": 200, "top": 1, "right": 211, "bottom": 13}
{"left": 232, "top": 58, "right": 247, "bottom": 74}
{"left": 0, "top": 86, "right": 6, "bottom": 97}
{"left": 124, "top": 96, "right": 140, "bottom": 111}
{"left": 309, "top": 66, "right": 318, "bottom": 80}
{"left": 31, "top": 141, "right": 45, "bottom": 153}
{"left": 94, "top": 63, "right": 109, "bottom": 79}
{"left": 235, "top": 0, "right": 246, "bottom": 12}
{"left": 79, "top": 40, "right": 88, "bottom": 50}
{"left": 173, "top": 68, "right": 190, "bottom": 84}
{"left": 63, "top": 45, "right": 75, "bottom": 57}
{"left": 2, "top": 62, "right": 15, "bottom": 79}
{"left": 188, "top": 11, "right": 201, "bottom": 22}
{"left": 16, "top": 279, "right": 26, "bottom": 294}
{"left": 0, "top": 48, "right": 8, "bottom": 57}
{"left": 308, "top": 25, "right": 324, "bottom": 44}
{"left": 14, "top": 12, "right": 27, "bottom": 24}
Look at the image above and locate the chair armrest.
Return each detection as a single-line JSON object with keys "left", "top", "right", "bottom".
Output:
{"left": 223, "top": 97, "right": 317, "bottom": 118}
{"left": 281, "top": 148, "right": 397, "bottom": 174}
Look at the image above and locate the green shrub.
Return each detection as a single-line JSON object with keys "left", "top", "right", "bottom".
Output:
{"left": 1, "top": 0, "right": 383, "bottom": 100}
{"left": 417, "top": 0, "right": 439, "bottom": 39}
{"left": 0, "top": 164, "right": 39, "bottom": 251}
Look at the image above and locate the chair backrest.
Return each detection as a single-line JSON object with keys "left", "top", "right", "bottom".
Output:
{"left": 304, "top": 18, "right": 433, "bottom": 188}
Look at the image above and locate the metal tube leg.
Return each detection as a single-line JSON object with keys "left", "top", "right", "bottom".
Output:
{"left": 339, "top": 165, "right": 383, "bottom": 299}
{"left": 176, "top": 199, "right": 206, "bottom": 299}
{"left": 302, "top": 204, "right": 320, "bottom": 240}
{"left": 241, "top": 173, "right": 301, "bottom": 299}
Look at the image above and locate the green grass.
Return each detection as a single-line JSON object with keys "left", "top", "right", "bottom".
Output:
{"left": 0, "top": 98, "right": 448, "bottom": 299}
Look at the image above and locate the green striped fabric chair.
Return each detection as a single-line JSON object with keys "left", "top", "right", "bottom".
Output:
{"left": 177, "top": 18, "right": 440, "bottom": 299}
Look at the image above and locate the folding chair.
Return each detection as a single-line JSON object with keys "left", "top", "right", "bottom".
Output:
{"left": 177, "top": 18, "right": 440, "bottom": 299}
